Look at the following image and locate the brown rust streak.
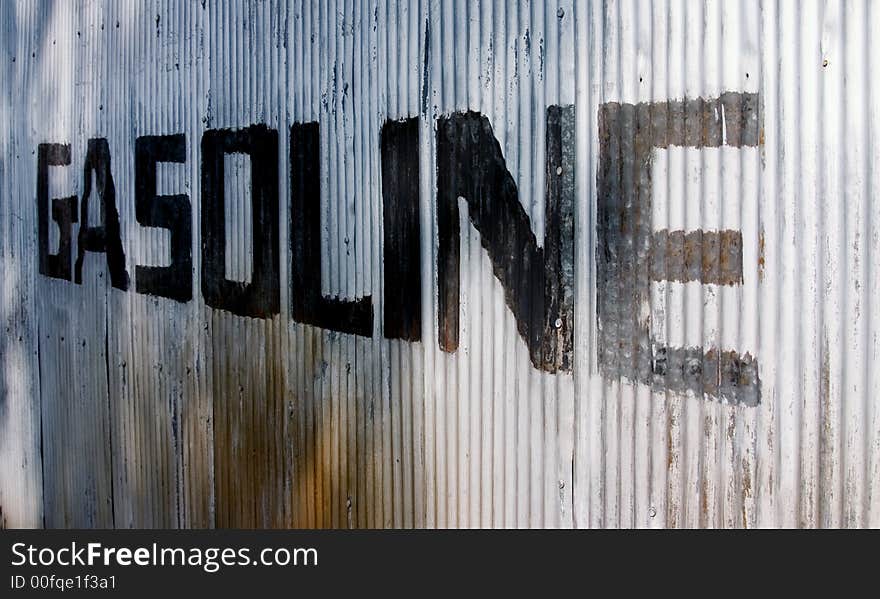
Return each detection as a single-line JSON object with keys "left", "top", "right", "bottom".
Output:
{"left": 741, "top": 457, "right": 752, "bottom": 529}
{"left": 211, "top": 315, "right": 289, "bottom": 528}
{"left": 650, "top": 229, "right": 743, "bottom": 286}
{"left": 758, "top": 228, "right": 766, "bottom": 283}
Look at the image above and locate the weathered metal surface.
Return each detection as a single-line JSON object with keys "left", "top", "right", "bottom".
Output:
{"left": 0, "top": 0, "right": 877, "bottom": 529}
{"left": 597, "top": 91, "right": 761, "bottom": 406}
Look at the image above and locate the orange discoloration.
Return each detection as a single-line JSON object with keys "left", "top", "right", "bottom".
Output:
{"left": 741, "top": 457, "right": 752, "bottom": 529}
{"left": 758, "top": 228, "right": 766, "bottom": 283}
{"left": 211, "top": 316, "right": 290, "bottom": 529}
{"left": 651, "top": 229, "right": 744, "bottom": 286}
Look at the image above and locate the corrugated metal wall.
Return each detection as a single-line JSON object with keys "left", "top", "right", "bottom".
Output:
{"left": 0, "top": 0, "right": 877, "bottom": 529}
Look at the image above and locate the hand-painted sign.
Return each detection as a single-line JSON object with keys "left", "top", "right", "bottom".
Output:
{"left": 35, "top": 92, "right": 760, "bottom": 402}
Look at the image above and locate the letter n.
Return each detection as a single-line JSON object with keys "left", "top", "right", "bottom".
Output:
{"left": 436, "top": 106, "right": 575, "bottom": 373}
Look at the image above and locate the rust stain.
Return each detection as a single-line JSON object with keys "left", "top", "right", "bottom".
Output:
{"left": 818, "top": 333, "right": 832, "bottom": 525}
{"left": 758, "top": 228, "right": 766, "bottom": 282}
{"left": 700, "top": 414, "right": 712, "bottom": 527}
{"left": 211, "top": 316, "right": 290, "bottom": 528}
{"left": 651, "top": 229, "right": 743, "bottom": 286}
{"left": 701, "top": 478, "right": 710, "bottom": 526}
{"left": 741, "top": 457, "right": 752, "bottom": 529}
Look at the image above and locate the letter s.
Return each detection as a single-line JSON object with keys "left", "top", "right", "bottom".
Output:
{"left": 11, "top": 543, "right": 27, "bottom": 566}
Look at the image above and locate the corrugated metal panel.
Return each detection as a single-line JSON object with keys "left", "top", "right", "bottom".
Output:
{"left": 0, "top": 0, "right": 877, "bottom": 528}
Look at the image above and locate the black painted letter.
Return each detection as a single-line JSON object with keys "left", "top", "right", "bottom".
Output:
{"left": 436, "top": 106, "right": 575, "bottom": 373}
{"left": 381, "top": 117, "right": 421, "bottom": 341}
{"left": 74, "top": 138, "right": 130, "bottom": 290}
{"left": 37, "top": 143, "right": 77, "bottom": 281}
{"left": 290, "top": 122, "right": 372, "bottom": 337}
{"left": 597, "top": 92, "right": 761, "bottom": 404}
{"left": 135, "top": 134, "right": 192, "bottom": 302}
{"left": 201, "top": 125, "right": 280, "bottom": 318}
